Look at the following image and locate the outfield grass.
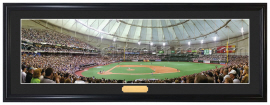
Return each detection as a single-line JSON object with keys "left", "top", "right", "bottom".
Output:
{"left": 81, "top": 62, "right": 224, "bottom": 81}
{"left": 110, "top": 67, "right": 154, "bottom": 73}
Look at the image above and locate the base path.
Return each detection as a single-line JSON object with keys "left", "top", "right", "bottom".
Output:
{"left": 98, "top": 65, "right": 180, "bottom": 75}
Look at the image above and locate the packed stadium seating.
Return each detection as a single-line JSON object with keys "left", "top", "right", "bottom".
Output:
{"left": 22, "top": 28, "right": 93, "bottom": 49}
{"left": 21, "top": 28, "right": 249, "bottom": 84}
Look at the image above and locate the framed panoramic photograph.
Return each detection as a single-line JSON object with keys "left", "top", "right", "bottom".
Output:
{"left": 3, "top": 3, "right": 267, "bottom": 102}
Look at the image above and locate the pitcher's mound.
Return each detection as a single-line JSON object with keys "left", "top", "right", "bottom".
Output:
{"left": 127, "top": 69, "right": 135, "bottom": 71}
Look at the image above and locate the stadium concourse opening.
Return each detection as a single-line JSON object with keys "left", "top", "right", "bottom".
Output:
{"left": 21, "top": 19, "right": 249, "bottom": 83}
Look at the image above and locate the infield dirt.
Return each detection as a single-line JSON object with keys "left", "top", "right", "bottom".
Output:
{"left": 97, "top": 65, "right": 180, "bottom": 75}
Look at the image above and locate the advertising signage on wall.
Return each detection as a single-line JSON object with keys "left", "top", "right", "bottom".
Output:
{"left": 204, "top": 49, "right": 212, "bottom": 55}
{"left": 200, "top": 49, "right": 204, "bottom": 55}
{"left": 200, "top": 50, "right": 204, "bottom": 55}
{"left": 204, "top": 49, "right": 209, "bottom": 55}
{"left": 192, "top": 50, "right": 197, "bottom": 52}
{"left": 125, "top": 52, "right": 138, "bottom": 54}
{"left": 159, "top": 51, "right": 164, "bottom": 53}
{"left": 217, "top": 45, "right": 236, "bottom": 53}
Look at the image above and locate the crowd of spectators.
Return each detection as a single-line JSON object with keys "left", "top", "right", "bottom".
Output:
{"left": 21, "top": 28, "right": 93, "bottom": 49}
{"left": 21, "top": 54, "right": 113, "bottom": 75}
{"left": 193, "top": 55, "right": 227, "bottom": 61}
{"left": 22, "top": 45, "right": 90, "bottom": 53}
{"left": 21, "top": 53, "right": 248, "bottom": 83}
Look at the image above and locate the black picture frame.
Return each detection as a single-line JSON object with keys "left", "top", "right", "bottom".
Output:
{"left": 3, "top": 3, "right": 267, "bottom": 102}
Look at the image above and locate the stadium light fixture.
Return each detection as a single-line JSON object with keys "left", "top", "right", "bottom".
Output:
{"left": 163, "top": 42, "right": 165, "bottom": 46}
{"left": 241, "top": 27, "right": 244, "bottom": 34}
{"left": 213, "top": 37, "right": 217, "bottom": 41}
{"left": 188, "top": 42, "right": 190, "bottom": 45}
{"left": 138, "top": 41, "right": 141, "bottom": 45}
{"left": 201, "top": 40, "right": 203, "bottom": 44}
{"left": 150, "top": 42, "right": 153, "bottom": 46}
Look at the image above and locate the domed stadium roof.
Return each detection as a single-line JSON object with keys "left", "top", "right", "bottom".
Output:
{"left": 43, "top": 19, "right": 249, "bottom": 45}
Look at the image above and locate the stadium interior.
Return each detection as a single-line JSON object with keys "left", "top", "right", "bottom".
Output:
{"left": 21, "top": 19, "right": 249, "bottom": 83}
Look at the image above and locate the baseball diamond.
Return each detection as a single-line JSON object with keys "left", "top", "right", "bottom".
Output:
{"left": 79, "top": 62, "right": 224, "bottom": 81}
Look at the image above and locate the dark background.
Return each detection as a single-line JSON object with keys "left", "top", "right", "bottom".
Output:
{"left": 3, "top": 3, "right": 267, "bottom": 101}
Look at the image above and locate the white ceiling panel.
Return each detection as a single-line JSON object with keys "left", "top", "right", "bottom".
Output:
{"left": 42, "top": 19, "right": 249, "bottom": 45}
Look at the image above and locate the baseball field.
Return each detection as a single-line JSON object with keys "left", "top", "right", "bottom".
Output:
{"left": 79, "top": 62, "right": 224, "bottom": 81}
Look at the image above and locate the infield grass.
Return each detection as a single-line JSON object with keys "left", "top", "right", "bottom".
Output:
{"left": 110, "top": 67, "right": 154, "bottom": 73}
{"left": 81, "top": 62, "right": 223, "bottom": 81}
